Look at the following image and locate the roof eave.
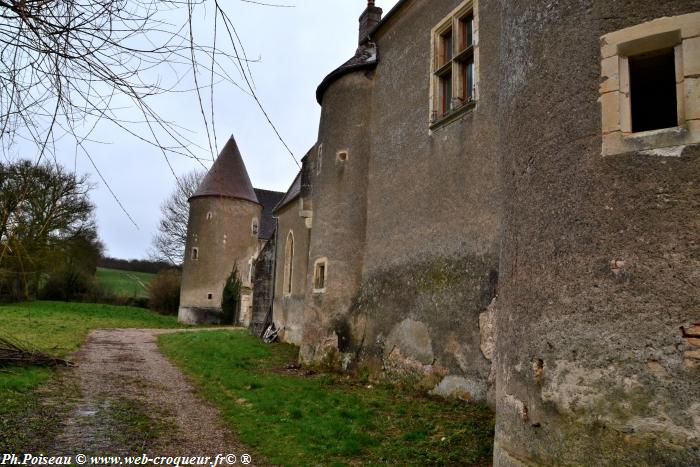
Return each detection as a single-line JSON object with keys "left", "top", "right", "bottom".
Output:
{"left": 188, "top": 193, "right": 262, "bottom": 206}
{"left": 315, "top": 60, "right": 377, "bottom": 105}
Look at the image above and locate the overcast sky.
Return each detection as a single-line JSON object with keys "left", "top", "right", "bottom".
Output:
{"left": 39, "top": 0, "right": 400, "bottom": 260}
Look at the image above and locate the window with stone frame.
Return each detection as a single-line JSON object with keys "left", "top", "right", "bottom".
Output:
{"left": 431, "top": 1, "right": 477, "bottom": 126}
{"left": 251, "top": 218, "right": 259, "bottom": 236}
{"left": 191, "top": 247, "right": 199, "bottom": 261}
{"left": 313, "top": 258, "right": 327, "bottom": 293}
{"left": 600, "top": 12, "right": 700, "bottom": 156}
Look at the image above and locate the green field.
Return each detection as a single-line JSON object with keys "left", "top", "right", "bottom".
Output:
{"left": 160, "top": 331, "right": 495, "bottom": 466}
{"left": 0, "top": 301, "right": 182, "bottom": 452}
{"left": 96, "top": 267, "right": 155, "bottom": 298}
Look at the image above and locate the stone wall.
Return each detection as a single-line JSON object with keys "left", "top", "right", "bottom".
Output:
{"left": 272, "top": 200, "right": 310, "bottom": 345}
{"left": 494, "top": 1, "right": 700, "bottom": 465}
{"left": 299, "top": 71, "right": 373, "bottom": 365}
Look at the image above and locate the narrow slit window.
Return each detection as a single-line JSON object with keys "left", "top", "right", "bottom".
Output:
{"left": 313, "top": 259, "right": 327, "bottom": 292}
{"left": 629, "top": 48, "right": 678, "bottom": 133}
{"left": 283, "top": 232, "right": 294, "bottom": 295}
{"left": 191, "top": 247, "right": 199, "bottom": 260}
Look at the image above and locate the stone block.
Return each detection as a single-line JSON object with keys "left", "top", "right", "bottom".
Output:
{"left": 600, "top": 91, "right": 621, "bottom": 133}
{"left": 682, "top": 36, "right": 700, "bottom": 76}
{"left": 600, "top": 56, "right": 620, "bottom": 94}
{"left": 430, "top": 375, "right": 486, "bottom": 401}
{"left": 684, "top": 77, "right": 700, "bottom": 121}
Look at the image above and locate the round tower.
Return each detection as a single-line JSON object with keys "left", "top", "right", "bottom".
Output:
{"left": 178, "top": 136, "right": 262, "bottom": 324}
{"left": 494, "top": 2, "right": 700, "bottom": 465}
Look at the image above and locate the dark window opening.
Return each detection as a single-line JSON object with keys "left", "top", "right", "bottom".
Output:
{"left": 314, "top": 263, "right": 326, "bottom": 290}
{"left": 629, "top": 48, "right": 678, "bottom": 133}
{"left": 207, "top": 293, "right": 213, "bottom": 300}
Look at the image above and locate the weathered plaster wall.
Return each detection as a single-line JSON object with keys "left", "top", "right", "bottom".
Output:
{"left": 179, "top": 196, "right": 261, "bottom": 324}
{"left": 338, "top": 0, "right": 502, "bottom": 401}
{"left": 494, "top": 1, "right": 700, "bottom": 465}
{"left": 272, "top": 200, "right": 309, "bottom": 345}
{"left": 299, "top": 71, "right": 373, "bottom": 365}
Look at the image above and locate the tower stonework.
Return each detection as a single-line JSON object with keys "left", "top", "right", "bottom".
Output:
{"left": 494, "top": 1, "right": 700, "bottom": 465}
{"left": 178, "top": 137, "right": 262, "bottom": 325}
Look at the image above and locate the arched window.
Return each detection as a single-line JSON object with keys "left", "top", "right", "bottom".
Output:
{"left": 283, "top": 231, "right": 294, "bottom": 296}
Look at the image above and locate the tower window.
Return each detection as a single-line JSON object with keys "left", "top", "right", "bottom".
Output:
{"left": 337, "top": 151, "right": 348, "bottom": 162}
{"left": 207, "top": 293, "right": 213, "bottom": 300}
{"left": 191, "top": 247, "right": 199, "bottom": 260}
{"left": 313, "top": 258, "right": 327, "bottom": 293}
{"left": 252, "top": 218, "right": 259, "bottom": 236}
{"left": 629, "top": 48, "right": 678, "bottom": 133}
{"left": 206, "top": 212, "right": 213, "bottom": 220}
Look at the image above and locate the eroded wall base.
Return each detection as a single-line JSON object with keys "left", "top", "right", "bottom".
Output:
{"left": 178, "top": 306, "right": 223, "bottom": 325}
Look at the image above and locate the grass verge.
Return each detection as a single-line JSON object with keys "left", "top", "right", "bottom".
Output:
{"left": 159, "top": 331, "right": 494, "bottom": 466}
{"left": 0, "top": 301, "right": 182, "bottom": 452}
{"left": 96, "top": 267, "right": 154, "bottom": 298}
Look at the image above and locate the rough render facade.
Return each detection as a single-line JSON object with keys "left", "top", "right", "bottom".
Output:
{"left": 180, "top": 0, "right": 700, "bottom": 464}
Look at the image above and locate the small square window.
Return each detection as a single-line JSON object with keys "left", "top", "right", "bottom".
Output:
{"left": 313, "top": 258, "right": 327, "bottom": 293}
{"left": 207, "top": 293, "right": 213, "bottom": 300}
{"left": 599, "top": 12, "right": 700, "bottom": 157}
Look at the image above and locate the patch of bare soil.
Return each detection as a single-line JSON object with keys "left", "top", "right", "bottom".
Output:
{"left": 47, "top": 329, "right": 254, "bottom": 464}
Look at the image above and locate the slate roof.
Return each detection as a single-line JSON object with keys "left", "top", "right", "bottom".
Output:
{"left": 254, "top": 188, "right": 285, "bottom": 240}
{"left": 273, "top": 171, "right": 301, "bottom": 213}
{"left": 190, "top": 136, "right": 259, "bottom": 204}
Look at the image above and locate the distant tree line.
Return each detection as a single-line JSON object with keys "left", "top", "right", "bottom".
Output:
{"left": 97, "top": 257, "right": 176, "bottom": 275}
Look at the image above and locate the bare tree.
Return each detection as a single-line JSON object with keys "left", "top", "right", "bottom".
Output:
{"left": 0, "top": 0, "right": 297, "bottom": 264}
{"left": 150, "top": 170, "right": 203, "bottom": 265}
{"left": 0, "top": 160, "right": 99, "bottom": 299}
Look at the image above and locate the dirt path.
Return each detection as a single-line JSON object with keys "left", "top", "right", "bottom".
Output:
{"left": 49, "top": 328, "right": 254, "bottom": 465}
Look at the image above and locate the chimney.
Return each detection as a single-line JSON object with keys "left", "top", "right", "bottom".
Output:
{"left": 359, "top": 0, "right": 383, "bottom": 44}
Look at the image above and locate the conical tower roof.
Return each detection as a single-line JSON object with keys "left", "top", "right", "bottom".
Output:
{"left": 190, "top": 136, "right": 259, "bottom": 204}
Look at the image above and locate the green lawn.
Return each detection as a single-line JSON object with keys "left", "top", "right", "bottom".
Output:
{"left": 0, "top": 301, "right": 182, "bottom": 452}
{"left": 96, "top": 267, "right": 155, "bottom": 298}
{"left": 159, "top": 331, "right": 494, "bottom": 466}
